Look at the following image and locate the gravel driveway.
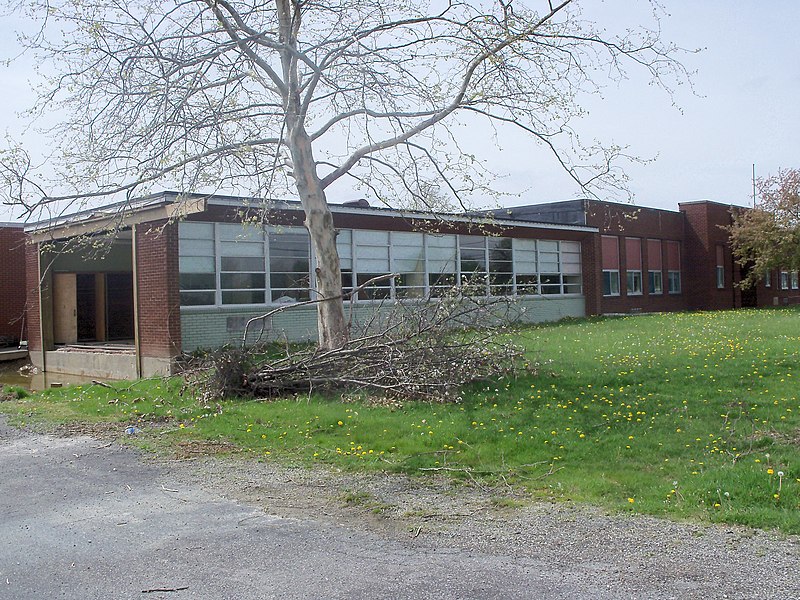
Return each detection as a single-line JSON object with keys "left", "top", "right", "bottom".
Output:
{"left": 1, "top": 416, "right": 797, "bottom": 599}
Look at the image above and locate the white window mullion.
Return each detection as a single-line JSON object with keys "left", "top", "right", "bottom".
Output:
{"left": 511, "top": 240, "right": 517, "bottom": 296}
{"left": 388, "top": 232, "right": 395, "bottom": 300}
{"left": 456, "top": 235, "right": 462, "bottom": 288}
{"left": 310, "top": 242, "right": 318, "bottom": 301}
{"left": 423, "top": 233, "right": 430, "bottom": 297}
{"left": 214, "top": 222, "right": 222, "bottom": 306}
{"left": 484, "top": 238, "right": 490, "bottom": 296}
{"left": 264, "top": 232, "right": 271, "bottom": 303}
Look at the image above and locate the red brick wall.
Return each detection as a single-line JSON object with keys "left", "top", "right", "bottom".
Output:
{"left": 584, "top": 200, "right": 688, "bottom": 314}
{"left": 0, "top": 226, "right": 28, "bottom": 342}
{"left": 135, "top": 220, "right": 181, "bottom": 359}
{"left": 23, "top": 240, "right": 41, "bottom": 352}
{"left": 582, "top": 232, "right": 601, "bottom": 316}
{"left": 679, "top": 202, "right": 741, "bottom": 311}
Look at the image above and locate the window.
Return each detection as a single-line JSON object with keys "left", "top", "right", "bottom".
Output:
{"left": 781, "top": 271, "right": 790, "bottom": 290}
{"left": 513, "top": 239, "right": 538, "bottom": 295}
{"left": 219, "top": 223, "right": 266, "bottom": 305}
{"left": 178, "top": 223, "right": 585, "bottom": 306}
{"left": 353, "top": 230, "right": 391, "bottom": 299}
{"left": 269, "top": 228, "right": 311, "bottom": 302}
{"left": 648, "top": 271, "right": 663, "bottom": 295}
{"left": 337, "top": 229, "right": 354, "bottom": 296}
{"left": 603, "top": 271, "right": 620, "bottom": 296}
{"left": 561, "top": 241, "right": 582, "bottom": 294}
{"left": 391, "top": 232, "right": 426, "bottom": 298}
{"left": 715, "top": 245, "right": 725, "bottom": 289}
{"left": 488, "top": 237, "right": 514, "bottom": 295}
{"left": 426, "top": 234, "right": 458, "bottom": 297}
{"left": 627, "top": 271, "right": 643, "bottom": 295}
{"left": 625, "top": 238, "right": 643, "bottom": 296}
{"left": 536, "top": 240, "right": 560, "bottom": 294}
{"left": 459, "top": 235, "right": 488, "bottom": 293}
{"left": 764, "top": 272, "right": 771, "bottom": 288}
{"left": 179, "top": 222, "right": 216, "bottom": 306}
{"left": 792, "top": 272, "right": 799, "bottom": 290}
{"left": 647, "top": 239, "right": 663, "bottom": 295}
{"left": 666, "top": 241, "right": 681, "bottom": 294}
{"left": 668, "top": 271, "right": 681, "bottom": 294}
{"left": 601, "top": 236, "right": 620, "bottom": 296}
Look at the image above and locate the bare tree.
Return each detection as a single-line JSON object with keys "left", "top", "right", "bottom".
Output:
{"left": 1, "top": 0, "right": 690, "bottom": 349}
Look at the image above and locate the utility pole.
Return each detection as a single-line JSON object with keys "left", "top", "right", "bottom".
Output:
{"left": 752, "top": 163, "right": 757, "bottom": 207}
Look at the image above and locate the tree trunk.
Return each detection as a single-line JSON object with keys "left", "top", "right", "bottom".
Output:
{"left": 277, "top": 0, "right": 348, "bottom": 349}
{"left": 288, "top": 125, "right": 349, "bottom": 350}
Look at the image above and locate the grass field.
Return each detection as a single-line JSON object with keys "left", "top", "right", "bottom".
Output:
{"left": 3, "top": 307, "right": 799, "bottom": 532}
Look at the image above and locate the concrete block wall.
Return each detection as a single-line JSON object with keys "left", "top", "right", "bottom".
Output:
{"left": 180, "top": 296, "right": 586, "bottom": 352}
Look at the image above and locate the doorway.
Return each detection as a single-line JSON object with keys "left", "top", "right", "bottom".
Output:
{"left": 739, "top": 265, "right": 757, "bottom": 308}
{"left": 52, "top": 272, "right": 134, "bottom": 345}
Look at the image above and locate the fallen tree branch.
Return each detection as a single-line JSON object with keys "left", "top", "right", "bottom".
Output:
{"left": 188, "top": 284, "right": 527, "bottom": 403}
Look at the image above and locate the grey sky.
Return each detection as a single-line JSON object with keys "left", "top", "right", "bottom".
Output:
{"left": 1, "top": 1, "right": 798, "bottom": 221}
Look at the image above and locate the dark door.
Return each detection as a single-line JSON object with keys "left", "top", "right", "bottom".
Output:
{"left": 76, "top": 273, "right": 97, "bottom": 342}
{"left": 739, "top": 265, "right": 757, "bottom": 308}
{"left": 105, "top": 273, "right": 134, "bottom": 340}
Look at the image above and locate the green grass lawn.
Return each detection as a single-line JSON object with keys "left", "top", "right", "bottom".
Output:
{"left": 3, "top": 307, "right": 800, "bottom": 532}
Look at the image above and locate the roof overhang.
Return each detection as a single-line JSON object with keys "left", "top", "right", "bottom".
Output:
{"left": 25, "top": 194, "right": 207, "bottom": 243}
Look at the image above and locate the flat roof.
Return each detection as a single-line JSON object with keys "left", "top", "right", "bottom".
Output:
{"left": 27, "top": 191, "right": 599, "bottom": 237}
{"left": 206, "top": 195, "right": 598, "bottom": 233}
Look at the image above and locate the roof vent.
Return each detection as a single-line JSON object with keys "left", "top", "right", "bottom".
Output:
{"left": 341, "top": 198, "right": 370, "bottom": 208}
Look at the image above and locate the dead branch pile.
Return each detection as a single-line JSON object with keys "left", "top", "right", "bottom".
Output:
{"left": 190, "top": 287, "right": 526, "bottom": 403}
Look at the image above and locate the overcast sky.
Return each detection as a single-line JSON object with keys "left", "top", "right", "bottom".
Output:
{"left": 1, "top": 1, "right": 798, "bottom": 222}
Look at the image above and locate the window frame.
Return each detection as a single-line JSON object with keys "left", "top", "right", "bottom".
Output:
{"left": 626, "top": 270, "right": 643, "bottom": 296}
{"left": 668, "top": 271, "right": 681, "bottom": 294}
{"left": 648, "top": 270, "right": 663, "bottom": 295}
{"left": 179, "top": 224, "right": 586, "bottom": 307}
{"left": 603, "top": 270, "right": 621, "bottom": 297}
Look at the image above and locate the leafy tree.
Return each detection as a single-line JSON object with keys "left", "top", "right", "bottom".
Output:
{"left": 1, "top": 0, "right": 689, "bottom": 348}
{"left": 728, "top": 168, "right": 800, "bottom": 287}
